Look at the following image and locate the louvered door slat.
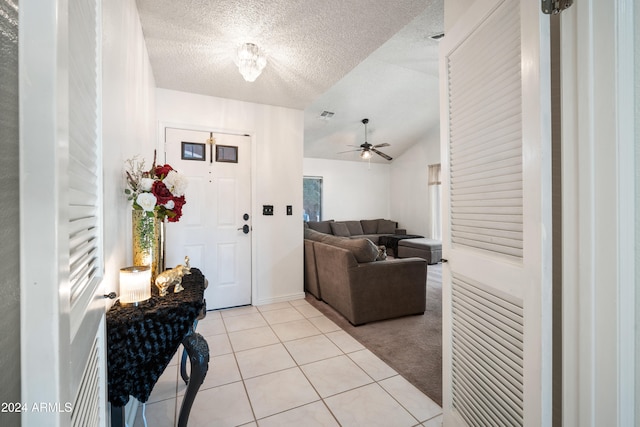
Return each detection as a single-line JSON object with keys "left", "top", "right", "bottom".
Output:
{"left": 452, "top": 274, "right": 525, "bottom": 426}
{"left": 453, "top": 326, "right": 524, "bottom": 395}
{"left": 447, "top": 0, "right": 523, "bottom": 261}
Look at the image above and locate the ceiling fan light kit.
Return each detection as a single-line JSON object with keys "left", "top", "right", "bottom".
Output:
{"left": 235, "top": 43, "right": 267, "bottom": 82}
{"left": 338, "top": 118, "right": 393, "bottom": 161}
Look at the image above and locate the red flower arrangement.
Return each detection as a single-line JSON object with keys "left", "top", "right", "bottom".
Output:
{"left": 125, "top": 151, "right": 187, "bottom": 222}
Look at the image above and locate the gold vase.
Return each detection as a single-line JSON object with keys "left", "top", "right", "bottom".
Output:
{"left": 132, "top": 209, "right": 165, "bottom": 283}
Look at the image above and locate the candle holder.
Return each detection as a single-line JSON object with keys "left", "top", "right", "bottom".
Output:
{"left": 119, "top": 266, "right": 151, "bottom": 306}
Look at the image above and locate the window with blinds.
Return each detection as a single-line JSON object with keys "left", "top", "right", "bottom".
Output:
{"left": 68, "top": 0, "right": 102, "bottom": 327}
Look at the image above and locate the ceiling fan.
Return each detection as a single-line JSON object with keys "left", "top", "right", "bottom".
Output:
{"left": 339, "top": 118, "right": 392, "bottom": 161}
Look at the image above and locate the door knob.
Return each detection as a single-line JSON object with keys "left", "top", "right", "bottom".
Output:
{"left": 237, "top": 224, "right": 250, "bottom": 234}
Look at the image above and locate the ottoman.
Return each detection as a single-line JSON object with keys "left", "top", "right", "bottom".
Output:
{"left": 397, "top": 238, "right": 442, "bottom": 265}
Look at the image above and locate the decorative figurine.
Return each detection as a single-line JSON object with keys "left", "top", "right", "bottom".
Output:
{"left": 155, "top": 256, "right": 191, "bottom": 296}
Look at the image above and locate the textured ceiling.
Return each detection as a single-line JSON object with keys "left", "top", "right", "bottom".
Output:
{"left": 136, "top": 0, "right": 444, "bottom": 162}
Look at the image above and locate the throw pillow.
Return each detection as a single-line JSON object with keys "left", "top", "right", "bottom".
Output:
{"left": 331, "top": 237, "right": 379, "bottom": 263}
{"left": 361, "top": 219, "right": 381, "bottom": 234}
{"left": 344, "top": 221, "right": 364, "bottom": 236}
{"left": 376, "top": 245, "right": 387, "bottom": 261}
{"left": 330, "top": 222, "right": 351, "bottom": 237}
{"left": 377, "top": 219, "right": 397, "bottom": 234}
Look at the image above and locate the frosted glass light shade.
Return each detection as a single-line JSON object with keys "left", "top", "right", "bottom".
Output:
{"left": 235, "top": 43, "right": 267, "bottom": 82}
{"left": 120, "top": 266, "right": 151, "bottom": 305}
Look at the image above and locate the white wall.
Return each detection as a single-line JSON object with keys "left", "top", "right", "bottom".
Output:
{"left": 102, "top": 0, "right": 157, "bottom": 295}
{"left": 156, "top": 89, "right": 304, "bottom": 305}
{"left": 389, "top": 128, "right": 441, "bottom": 237}
{"left": 303, "top": 158, "right": 391, "bottom": 221}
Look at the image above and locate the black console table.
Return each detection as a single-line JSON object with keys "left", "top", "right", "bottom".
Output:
{"left": 107, "top": 268, "right": 209, "bottom": 427}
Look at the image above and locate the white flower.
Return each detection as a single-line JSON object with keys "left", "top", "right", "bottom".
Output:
{"left": 139, "top": 177, "right": 155, "bottom": 192}
{"left": 164, "top": 200, "right": 175, "bottom": 209}
{"left": 136, "top": 192, "right": 157, "bottom": 211}
{"left": 163, "top": 170, "right": 188, "bottom": 196}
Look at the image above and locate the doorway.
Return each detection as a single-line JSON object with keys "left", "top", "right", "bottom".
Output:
{"left": 164, "top": 127, "right": 252, "bottom": 310}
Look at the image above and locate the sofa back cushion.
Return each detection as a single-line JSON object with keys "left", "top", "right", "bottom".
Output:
{"left": 361, "top": 219, "right": 381, "bottom": 234}
{"left": 304, "top": 228, "right": 330, "bottom": 242}
{"left": 307, "top": 220, "right": 333, "bottom": 234}
{"left": 344, "top": 221, "right": 364, "bottom": 236}
{"left": 377, "top": 219, "right": 397, "bottom": 234}
{"left": 330, "top": 222, "right": 351, "bottom": 237}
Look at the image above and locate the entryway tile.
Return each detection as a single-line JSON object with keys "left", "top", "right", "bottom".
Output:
{"left": 256, "top": 401, "right": 339, "bottom": 427}
{"left": 133, "top": 398, "right": 176, "bottom": 427}
{"left": 293, "top": 303, "right": 323, "bottom": 318}
{"left": 325, "top": 330, "right": 365, "bottom": 353}
{"left": 284, "top": 334, "right": 343, "bottom": 366}
{"left": 423, "top": 414, "right": 443, "bottom": 427}
{"left": 179, "top": 381, "right": 254, "bottom": 427}
{"left": 348, "top": 349, "right": 397, "bottom": 381}
{"left": 222, "top": 312, "right": 268, "bottom": 332}
{"left": 219, "top": 305, "right": 258, "bottom": 318}
{"left": 235, "top": 343, "right": 296, "bottom": 379}
{"left": 260, "top": 307, "right": 305, "bottom": 325}
{"left": 379, "top": 375, "right": 442, "bottom": 423}
{"left": 207, "top": 333, "right": 233, "bottom": 356}
{"left": 196, "top": 317, "right": 226, "bottom": 336}
{"left": 324, "top": 383, "right": 418, "bottom": 427}
{"left": 257, "top": 301, "right": 292, "bottom": 312}
{"left": 147, "top": 364, "right": 178, "bottom": 404}
{"left": 308, "top": 316, "right": 341, "bottom": 333}
{"left": 244, "top": 367, "right": 319, "bottom": 419}
{"left": 270, "top": 318, "right": 322, "bottom": 342}
{"left": 228, "top": 326, "right": 279, "bottom": 352}
{"left": 301, "top": 355, "right": 373, "bottom": 398}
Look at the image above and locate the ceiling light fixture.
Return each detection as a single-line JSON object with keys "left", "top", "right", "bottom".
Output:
{"left": 235, "top": 43, "right": 267, "bottom": 82}
{"left": 360, "top": 150, "right": 372, "bottom": 160}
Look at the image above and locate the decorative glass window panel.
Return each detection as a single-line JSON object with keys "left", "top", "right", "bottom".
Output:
{"left": 216, "top": 145, "right": 238, "bottom": 163}
{"left": 181, "top": 141, "right": 206, "bottom": 161}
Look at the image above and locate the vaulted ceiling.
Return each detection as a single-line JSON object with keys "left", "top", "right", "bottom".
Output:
{"left": 136, "top": 0, "right": 443, "bottom": 163}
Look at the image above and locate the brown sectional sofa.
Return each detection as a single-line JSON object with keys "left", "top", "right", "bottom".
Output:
{"left": 304, "top": 227, "right": 427, "bottom": 325}
{"left": 306, "top": 219, "right": 406, "bottom": 245}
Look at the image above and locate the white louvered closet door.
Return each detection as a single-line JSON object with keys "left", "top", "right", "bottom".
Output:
{"left": 439, "top": 0, "right": 552, "bottom": 426}
{"left": 20, "top": 0, "right": 106, "bottom": 425}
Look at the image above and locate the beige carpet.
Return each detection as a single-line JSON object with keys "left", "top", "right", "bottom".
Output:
{"left": 305, "top": 263, "right": 442, "bottom": 406}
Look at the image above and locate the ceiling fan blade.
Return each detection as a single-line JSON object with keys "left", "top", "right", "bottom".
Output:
{"left": 337, "top": 149, "right": 362, "bottom": 154}
{"left": 373, "top": 143, "right": 390, "bottom": 148}
{"left": 372, "top": 148, "right": 393, "bottom": 161}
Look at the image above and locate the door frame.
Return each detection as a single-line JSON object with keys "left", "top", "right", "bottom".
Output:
{"left": 158, "top": 121, "right": 257, "bottom": 307}
{"left": 560, "top": 0, "right": 636, "bottom": 424}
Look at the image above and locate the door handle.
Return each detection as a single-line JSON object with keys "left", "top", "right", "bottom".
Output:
{"left": 237, "top": 224, "right": 250, "bottom": 234}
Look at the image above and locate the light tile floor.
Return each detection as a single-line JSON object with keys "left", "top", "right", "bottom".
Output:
{"left": 133, "top": 298, "right": 443, "bottom": 427}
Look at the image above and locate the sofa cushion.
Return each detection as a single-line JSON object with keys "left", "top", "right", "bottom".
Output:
{"left": 344, "top": 221, "right": 364, "bottom": 236}
{"left": 307, "top": 220, "right": 333, "bottom": 234}
{"left": 377, "top": 219, "right": 397, "bottom": 234}
{"left": 330, "top": 222, "right": 351, "bottom": 237}
{"left": 361, "top": 219, "right": 380, "bottom": 234}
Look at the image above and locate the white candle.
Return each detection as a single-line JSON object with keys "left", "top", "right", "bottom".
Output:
{"left": 120, "top": 266, "right": 151, "bottom": 305}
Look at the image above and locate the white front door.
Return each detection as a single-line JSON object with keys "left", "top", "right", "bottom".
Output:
{"left": 440, "top": 0, "right": 552, "bottom": 425}
{"left": 165, "top": 127, "right": 252, "bottom": 310}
